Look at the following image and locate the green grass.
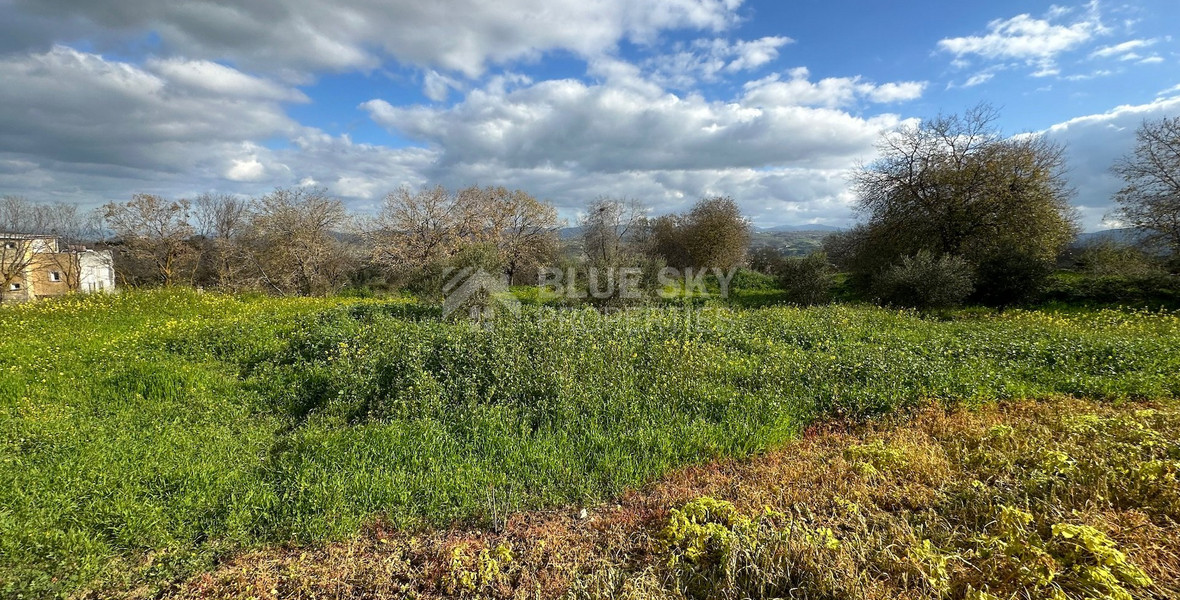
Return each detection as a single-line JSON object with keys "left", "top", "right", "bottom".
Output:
{"left": 2, "top": 291, "right": 1180, "bottom": 597}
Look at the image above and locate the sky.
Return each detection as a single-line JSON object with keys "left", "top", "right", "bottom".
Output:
{"left": 0, "top": 0, "right": 1178, "bottom": 231}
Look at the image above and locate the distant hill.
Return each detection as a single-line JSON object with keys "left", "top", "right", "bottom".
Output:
{"left": 758, "top": 224, "right": 843, "bottom": 233}
{"left": 1075, "top": 228, "right": 1145, "bottom": 246}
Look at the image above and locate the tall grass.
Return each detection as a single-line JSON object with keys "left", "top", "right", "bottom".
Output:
{"left": 2, "top": 291, "right": 1179, "bottom": 596}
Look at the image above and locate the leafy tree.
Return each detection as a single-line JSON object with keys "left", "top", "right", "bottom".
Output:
{"left": 850, "top": 105, "right": 1077, "bottom": 304}
{"left": 680, "top": 196, "right": 750, "bottom": 270}
{"left": 972, "top": 243, "right": 1053, "bottom": 309}
{"left": 649, "top": 196, "right": 751, "bottom": 270}
{"left": 1112, "top": 116, "right": 1180, "bottom": 263}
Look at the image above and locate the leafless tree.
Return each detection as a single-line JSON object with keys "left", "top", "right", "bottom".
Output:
{"left": 369, "top": 185, "right": 464, "bottom": 276}
{"left": 1113, "top": 116, "right": 1180, "bottom": 260}
{"left": 580, "top": 197, "right": 648, "bottom": 265}
{"left": 193, "top": 192, "right": 253, "bottom": 289}
{"left": 0, "top": 196, "right": 51, "bottom": 303}
{"left": 369, "top": 185, "right": 559, "bottom": 283}
{"left": 488, "top": 187, "right": 560, "bottom": 282}
{"left": 102, "top": 194, "right": 196, "bottom": 286}
{"left": 247, "top": 187, "right": 355, "bottom": 296}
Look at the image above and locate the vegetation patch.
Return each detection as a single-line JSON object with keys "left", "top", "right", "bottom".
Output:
{"left": 162, "top": 397, "right": 1180, "bottom": 600}
{"left": 3, "top": 292, "right": 1180, "bottom": 596}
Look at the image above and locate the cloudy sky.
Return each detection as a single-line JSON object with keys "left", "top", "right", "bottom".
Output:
{"left": 1, "top": 0, "right": 1178, "bottom": 230}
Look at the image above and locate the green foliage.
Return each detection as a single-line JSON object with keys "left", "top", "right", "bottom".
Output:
{"left": 1072, "top": 240, "right": 1164, "bottom": 277}
{"left": 660, "top": 498, "right": 845, "bottom": 599}
{"left": 872, "top": 251, "right": 975, "bottom": 309}
{"left": 3, "top": 291, "right": 1180, "bottom": 596}
{"left": 1040, "top": 272, "right": 1180, "bottom": 309}
{"left": 972, "top": 243, "right": 1054, "bottom": 308}
{"left": 775, "top": 252, "right": 834, "bottom": 306}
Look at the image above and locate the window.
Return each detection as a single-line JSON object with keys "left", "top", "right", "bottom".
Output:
{"left": 9, "top": 283, "right": 21, "bottom": 291}
{"left": 3, "top": 242, "right": 16, "bottom": 250}
{"left": 49, "top": 271, "right": 62, "bottom": 282}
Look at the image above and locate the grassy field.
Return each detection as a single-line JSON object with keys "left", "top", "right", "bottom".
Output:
{"left": 2, "top": 291, "right": 1180, "bottom": 597}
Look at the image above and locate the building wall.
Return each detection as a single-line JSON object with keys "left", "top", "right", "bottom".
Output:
{"left": 78, "top": 251, "right": 115, "bottom": 294}
{"left": 29, "top": 255, "right": 72, "bottom": 298}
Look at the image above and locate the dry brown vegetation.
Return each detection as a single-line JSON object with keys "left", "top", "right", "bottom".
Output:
{"left": 145, "top": 395, "right": 1180, "bottom": 600}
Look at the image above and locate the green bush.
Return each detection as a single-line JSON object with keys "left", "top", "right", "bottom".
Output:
{"left": 872, "top": 251, "right": 974, "bottom": 309}
{"left": 1040, "top": 272, "right": 1180, "bottom": 308}
{"left": 973, "top": 245, "right": 1054, "bottom": 308}
{"left": 776, "top": 252, "right": 834, "bottom": 306}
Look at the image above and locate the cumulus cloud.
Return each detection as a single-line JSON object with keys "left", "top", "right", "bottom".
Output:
{"left": 5, "top": 0, "right": 746, "bottom": 78}
{"left": 938, "top": 3, "right": 1109, "bottom": 77}
{"left": 0, "top": 46, "right": 303, "bottom": 174}
{"left": 643, "top": 36, "right": 793, "bottom": 88}
{"left": 741, "top": 67, "right": 925, "bottom": 108}
{"left": 362, "top": 64, "right": 915, "bottom": 175}
{"left": 0, "top": 46, "right": 434, "bottom": 211}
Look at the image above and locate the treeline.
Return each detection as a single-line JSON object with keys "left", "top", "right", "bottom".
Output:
{"left": 89, "top": 186, "right": 751, "bottom": 297}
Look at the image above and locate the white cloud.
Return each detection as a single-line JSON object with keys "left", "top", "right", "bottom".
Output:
{"left": 1040, "top": 93, "right": 1180, "bottom": 230}
{"left": 938, "top": 4, "right": 1108, "bottom": 76}
{"left": 1089, "top": 38, "right": 1156, "bottom": 59}
{"left": 225, "top": 157, "right": 269, "bottom": 182}
{"left": 5, "top": 0, "right": 746, "bottom": 78}
{"left": 741, "top": 67, "right": 925, "bottom": 108}
{"left": 963, "top": 71, "right": 996, "bottom": 87}
{"left": 0, "top": 46, "right": 301, "bottom": 173}
{"left": 643, "top": 36, "right": 793, "bottom": 88}
{"left": 422, "top": 70, "right": 463, "bottom": 102}
{"left": 363, "top": 66, "right": 915, "bottom": 175}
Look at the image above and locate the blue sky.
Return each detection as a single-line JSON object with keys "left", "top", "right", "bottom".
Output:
{"left": 0, "top": 0, "right": 1178, "bottom": 230}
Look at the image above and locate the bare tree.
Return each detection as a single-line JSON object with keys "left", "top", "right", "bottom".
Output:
{"left": 1113, "top": 116, "right": 1180, "bottom": 260}
{"left": 193, "top": 192, "right": 252, "bottom": 289}
{"left": 247, "top": 187, "right": 354, "bottom": 296}
{"left": 580, "top": 197, "right": 648, "bottom": 265}
{"left": 1, "top": 197, "right": 105, "bottom": 300}
{"left": 489, "top": 188, "right": 560, "bottom": 282}
{"left": 368, "top": 185, "right": 558, "bottom": 283}
{"left": 102, "top": 194, "right": 196, "bottom": 286}
{"left": 0, "top": 196, "right": 51, "bottom": 303}
{"left": 36, "top": 202, "right": 95, "bottom": 291}
{"left": 369, "top": 185, "right": 463, "bottom": 276}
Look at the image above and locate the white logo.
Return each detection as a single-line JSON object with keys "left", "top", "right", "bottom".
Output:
{"left": 441, "top": 268, "right": 521, "bottom": 319}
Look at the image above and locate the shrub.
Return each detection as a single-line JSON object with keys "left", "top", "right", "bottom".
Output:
{"left": 1072, "top": 240, "right": 1163, "bottom": 277}
{"left": 872, "top": 252, "right": 974, "bottom": 309}
{"left": 1039, "top": 272, "right": 1180, "bottom": 308}
{"left": 776, "top": 252, "right": 834, "bottom": 306}
{"left": 972, "top": 245, "right": 1054, "bottom": 308}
